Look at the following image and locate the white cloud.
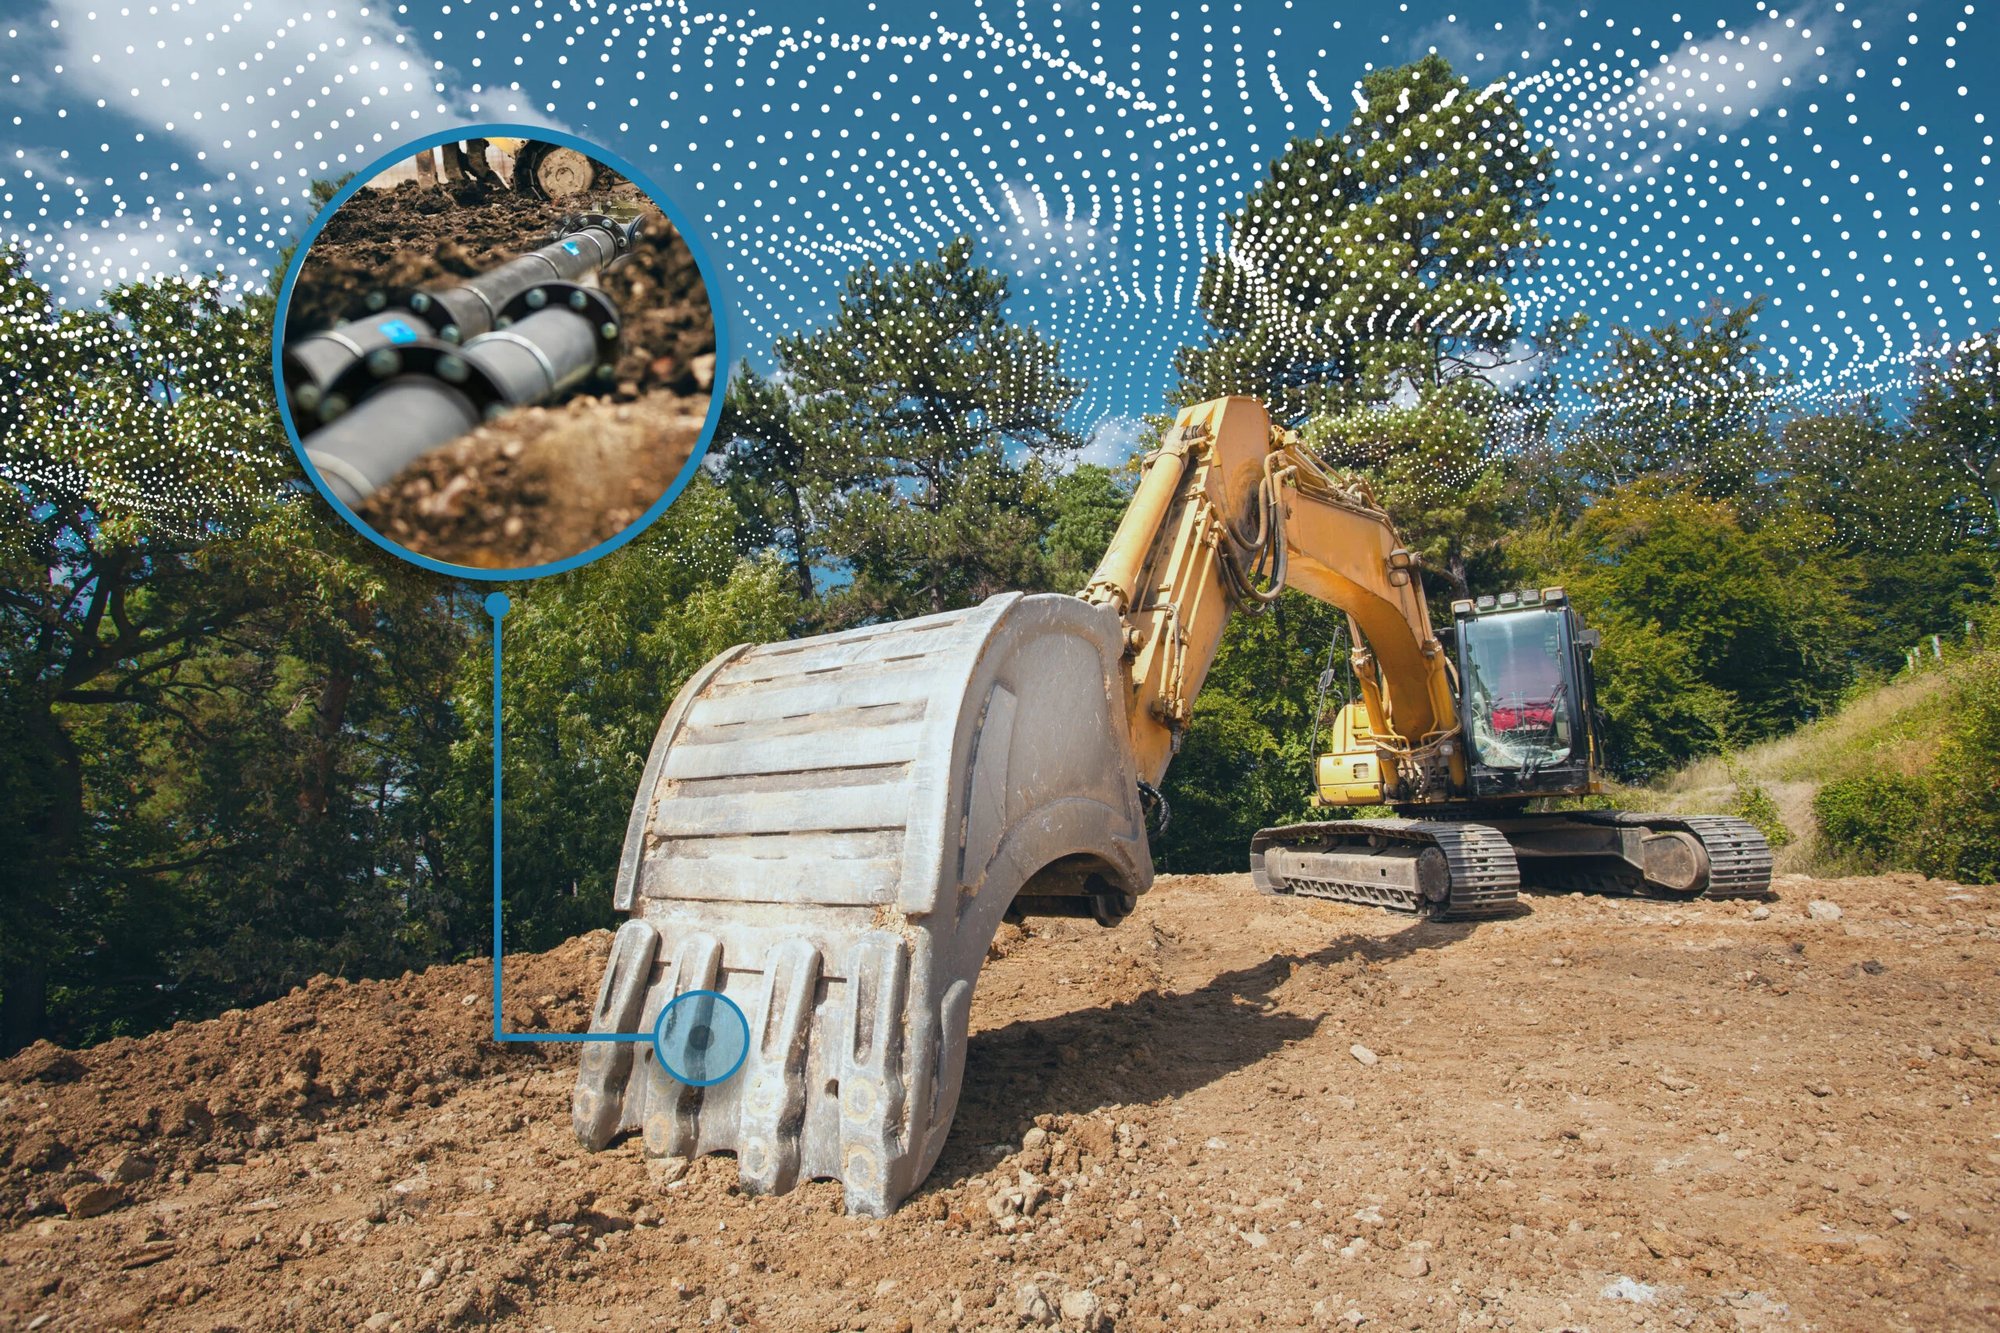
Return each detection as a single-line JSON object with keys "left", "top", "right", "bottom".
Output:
{"left": 1067, "top": 414, "right": 1147, "bottom": 471}
{"left": 992, "top": 177, "right": 1115, "bottom": 282}
{"left": 1571, "top": 6, "right": 1831, "bottom": 185}
{"left": 8, "top": 1, "right": 563, "bottom": 299}
{"left": 34, "top": 0, "right": 506, "bottom": 186}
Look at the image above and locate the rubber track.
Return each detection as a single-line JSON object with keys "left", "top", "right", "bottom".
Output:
{"left": 1572, "top": 810, "right": 1775, "bottom": 900}
{"left": 1251, "top": 819, "right": 1519, "bottom": 920}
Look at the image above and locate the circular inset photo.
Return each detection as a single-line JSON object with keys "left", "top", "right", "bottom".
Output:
{"left": 277, "top": 130, "right": 721, "bottom": 574}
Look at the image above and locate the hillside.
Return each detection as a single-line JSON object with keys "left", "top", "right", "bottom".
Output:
{"left": 1615, "top": 649, "right": 1989, "bottom": 877}
{"left": 4, "top": 872, "right": 1997, "bottom": 1331}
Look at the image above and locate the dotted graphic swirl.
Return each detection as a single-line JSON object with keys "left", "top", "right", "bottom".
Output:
{"left": 2, "top": 2, "right": 1993, "bottom": 542}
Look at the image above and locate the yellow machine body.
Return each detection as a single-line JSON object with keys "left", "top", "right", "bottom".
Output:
{"left": 1315, "top": 700, "right": 1388, "bottom": 806}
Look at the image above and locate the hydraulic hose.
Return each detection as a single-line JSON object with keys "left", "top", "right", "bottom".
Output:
{"left": 300, "top": 282, "right": 623, "bottom": 507}
{"left": 284, "top": 212, "right": 642, "bottom": 417}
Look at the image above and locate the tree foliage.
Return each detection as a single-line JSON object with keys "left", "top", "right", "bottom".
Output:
{"left": 1907, "top": 333, "right": 2000, "bottom": 544}
{"left": 1303, "top": 376, "right": 1513, "bottom": 602}
{"left": 1520, "top": 481, "right": 1859, "bottom": 771}
{"left": 1572, "top": 297, "right": 1781, "bottom": 500}
{"left": 454, "top": 479, "right": 801, "bottom": 949}
{"left": 714, "top": 237, "right": 1083, "bottom": 625}
{"left": 0, "top": 255, "right": 475, "bottom": 1047}
{"left": 1176, "top": 54, "right": 1551, "bottom": 422}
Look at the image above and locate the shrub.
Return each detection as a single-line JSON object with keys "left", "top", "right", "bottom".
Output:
{"left": 1917, "top": 661, "right": 2000, "bottom": 884}
{"left": 1725, "top": 759, "right": 1793, "bottom": 849}
{"left": 1813, "top": 773, "right": 1927, "bottom": 870}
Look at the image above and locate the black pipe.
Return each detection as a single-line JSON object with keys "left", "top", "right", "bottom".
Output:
{"left": 301, "top": 282, "right": 622, "bottom": 507}
{"left": 284, "top": 212, "right": 641, "bottom": 417}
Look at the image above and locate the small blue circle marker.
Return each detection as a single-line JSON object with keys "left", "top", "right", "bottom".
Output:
{"left": 652, "top": 989, "right": 750, "bottom": 1087}
{"left": 484, "top": 592, "right": 511, "bottom": 618}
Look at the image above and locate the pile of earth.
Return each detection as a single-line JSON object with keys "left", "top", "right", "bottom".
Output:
{"left": 3, "top": 871, "right": 1996, "bottom": 1330}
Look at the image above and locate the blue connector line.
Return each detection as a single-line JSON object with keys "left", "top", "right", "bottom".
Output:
{"left": 485, "top": 592, "right": 650, "bottom": 1047}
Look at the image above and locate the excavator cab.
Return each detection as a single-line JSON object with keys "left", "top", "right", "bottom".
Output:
{"left": 1449, "top": 588, "right": 1600, "bottom": 801}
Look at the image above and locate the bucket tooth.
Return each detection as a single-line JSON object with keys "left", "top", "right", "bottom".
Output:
{"left": 838, "top": 931, "right": 913, "bottom": 1214}
{"left": 572, "top": 918, "right": 660, "bottom": 1149}
{"left": 573, "top": 592, "right": 1153, "bottom": 1214}
{"left": 738, "top": 938, "right": 821, "bottom": 1193}
{"left": 640, "top": 932, "right": 721, "bottom": 1160}
{"left": 925, "top": 977, "right": 975, "bottom": 1170}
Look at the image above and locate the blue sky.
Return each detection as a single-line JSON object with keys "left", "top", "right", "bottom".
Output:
{"left": 2, "top": 0, "right": 1995, "bottom": 462}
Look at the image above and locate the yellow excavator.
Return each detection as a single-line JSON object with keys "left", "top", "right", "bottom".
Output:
{"left": 570, "top": 396, "right": 1772, "bottom": 1215}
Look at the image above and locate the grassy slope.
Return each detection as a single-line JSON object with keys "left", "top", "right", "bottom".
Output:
{"left": 1610, "top": 658, "right": 1975, "bottom": 875}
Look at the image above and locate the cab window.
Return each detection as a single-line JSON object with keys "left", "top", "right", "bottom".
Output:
{"left": 1460, "top": 609, "right": 1572, "bottom": 771}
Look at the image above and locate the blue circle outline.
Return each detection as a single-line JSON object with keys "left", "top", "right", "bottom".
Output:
{"left": 270, "top": 123, "right": 730, "bottom": 581}
{"left": 651, "top": 988, "right": 750, "bottom": 1088}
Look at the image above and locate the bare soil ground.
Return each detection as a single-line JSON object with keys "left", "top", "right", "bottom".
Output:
{"left": 4, "top": 871, "right": 1997, "bottom": 1332}
{"left": 288, "top": 177, "right": 714, "bottom": 568}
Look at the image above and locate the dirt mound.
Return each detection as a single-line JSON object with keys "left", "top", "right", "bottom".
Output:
{"left": 287, "top": 177, "right": 716, "bottom": 568}
{"left": 5, "top": 873, "right": 1997, "bottom": 1330}
{"left": 0, "top": 938, "right": 605, "bottom": 1224}
{"left": 354, "top": 389, "right": 710, "bottom": 569}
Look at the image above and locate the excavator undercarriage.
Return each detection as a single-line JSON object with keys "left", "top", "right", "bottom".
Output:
{"left": 1249, "top": 809, "right": 1773, "bottom": 918}
{"left": 1250, "top": 819, "right": 1520, "bottom": 918}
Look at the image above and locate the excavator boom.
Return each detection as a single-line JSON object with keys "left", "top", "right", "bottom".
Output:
{"left": 1077, "top": 398, "right": 1468, "bottom": 794}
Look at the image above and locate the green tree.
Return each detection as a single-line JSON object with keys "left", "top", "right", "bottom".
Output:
{"left": 1176, "top": 54, "right": 1551, "bottom": 421}
{"left": 733, "top": 237, "right": 1083, "bottom": 624}
{"left": 713, "top": 362, "right": 821, "bottom": 604}
{"left": 456, "top": 479, "right": 802, "bottom": 949}
{"left": 1303, "top": 376, "right": 1513, "bottom": 602}
{"left": 0, "top": 254, "right": 475, "bottom": 1047}
{"left": 1788, "top": 397, "right": 1941, "bottom": 550}
{"left": 1572, "top": 298, "right": 1780, "bottom": 503}
{"left": 1041, "top": 462, "right": 1133, "bottom": 594}
{"left": 1, "top": 259, "right": 285, "bottom": 1047}
{"left": 1918, "top": 607, "right": 2000, "bottom": 883}
{"left": 1907, "top": 331, "right": 2000, "bottom": 544}
{"left": 1785, "top": 395, "right": 1996, "bottom": 668}
{"left": 1528, "top": 480, "right": 1860, "bottom": 772}
{"left": 1580, "top": 614, "right": 1733, "bottom": 777}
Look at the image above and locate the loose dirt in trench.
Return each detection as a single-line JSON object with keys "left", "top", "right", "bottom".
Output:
{"left": 287, "top": 177, "right": 714, "bottom": 568}
{"left": 4, "top": 872, "right": 1997, "bottom": 1331}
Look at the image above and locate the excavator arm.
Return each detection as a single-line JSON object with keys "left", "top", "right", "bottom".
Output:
{"left": 1081, "top": 395, "right": 1463, "bottom": 802}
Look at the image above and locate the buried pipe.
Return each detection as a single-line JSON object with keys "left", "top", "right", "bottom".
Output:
{"left": 300, "top": 282, "right": 622, "bottom": 508}
{"left": 284, "top": 212, "right": 642, "bottom": 418}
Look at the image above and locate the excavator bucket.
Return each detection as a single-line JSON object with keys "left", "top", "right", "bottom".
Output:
{"left": 571, "top": 592, "right": 1153, "bottom": 1215}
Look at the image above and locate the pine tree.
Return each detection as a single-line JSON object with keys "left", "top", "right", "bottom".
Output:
{"left": 1908, "top": 331, "right": 2000, "bottom": 544}
{"left": 1175, "top": 54, "right": 1552, "bottom": 421}
{"left": 715, "top": 237, "right": 1085, "bottom": 623}
{"left": 1573, "top": 297, "right": 1783, "bottom": 504}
